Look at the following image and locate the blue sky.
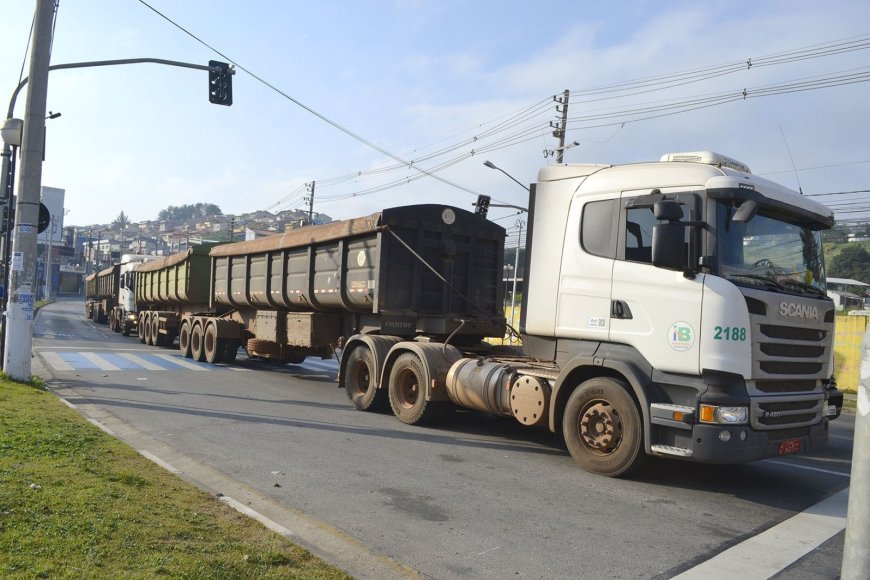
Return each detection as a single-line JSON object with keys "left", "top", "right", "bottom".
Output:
{"left": 1, "top": 0, "right": 868, "bottom": 230}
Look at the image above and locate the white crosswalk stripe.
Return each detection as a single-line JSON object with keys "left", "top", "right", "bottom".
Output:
{"left": 150, "top": 353, "right": 209, "bottom": 371}
{"left": 40, "top": 351, "right": 74, "bottom": 371}
{"left": 116, "top": 352, "right": 166, "bottom": 371}
{"left": 80, "top": 352, "right": 121, "bottom": 371}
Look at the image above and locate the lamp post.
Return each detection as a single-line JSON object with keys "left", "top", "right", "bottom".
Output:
{"left": 483, "top": 160, "right": 530, "bottom": 193}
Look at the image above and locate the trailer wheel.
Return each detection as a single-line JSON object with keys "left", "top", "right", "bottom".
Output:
{"left": 388, "top": 352, "right": 447, "bottom": 425}
{"left": 143, "top": 313, "right": 154, "bottom": 345}
{"left": 179, "top": 321, "right": 192, "bottom": 358}
{"left": 204, "top": 324, "right": 223, "bottom": 364}
{"left": 151, "top": 317, "right": 164, "bottom": 347}
{"left": 190, "top": 323, "right": 206, "bottom": 362}
{"left": 222, "top": 340, "right": 239, "bottom": 364}
{"left": 110, "top": 312, "right": 119, "bottom": 333}
{"left": 344, "top": 345, "right": 387, "bottom": 412}
{"left": 562, "top": 378, "right": 646, "bottom": 477}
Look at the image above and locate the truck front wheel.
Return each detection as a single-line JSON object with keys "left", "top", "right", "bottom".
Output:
{"left": 344, "top": 345, "right": 386, "bottom": 412}
{"left": 562, "top": 378, "right": 645, "bottom": 477}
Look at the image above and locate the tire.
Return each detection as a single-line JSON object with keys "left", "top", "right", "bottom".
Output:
{"left": 222, "top": 340, "right": 239, "bottom": 364}
{"left": 344, "top": 345, "right": 386, "bottom": 412}
{"left": 204, "top": 324, "right": 222, "bottom": 364}
{"left": 143, "top": 313, "right": 154, "bottom": 345}
{"left": 110, "top": 312, "right": 119, "bottom": 333}
{"left": 388, "top": 352, "right": 447, "bottom": 425}
{"left": 178, "top": 321, "right": 192, "bottom": 358}
{"left": 122, "top": 319, "right": 131, "bottom": 336}
{"left": 138, "top": 313, "right": 147, "bottom": 343}
{"left": 190, "top": 323, "right": 206, "bottom": 362}
{"left": 562, "top": 377, "right": 646, "bottom": 478}
{"left": 151, "top": 317, "right": 163, "bottom": 347}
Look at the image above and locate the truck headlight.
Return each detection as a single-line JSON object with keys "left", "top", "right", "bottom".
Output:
{"left": 700, "top": 404, "right": 748, "bottom": 425}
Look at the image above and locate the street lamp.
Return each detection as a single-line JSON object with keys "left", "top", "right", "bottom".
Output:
{"left": 543, "top": 140, "right": 580, "bottom": 159}
{"left": 483, "top": 160, "right": 530, "bottom": 193}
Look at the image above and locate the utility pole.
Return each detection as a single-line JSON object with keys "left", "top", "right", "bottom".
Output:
{"left": 550, "top": 89, "right": 570, "bottom": 164}
{"left": 4, "top": 0, "right": 53, "bottom": 380}
{"left": 228, "top": 216, "right": 235, "bottom": 242}
{"left": 305, "top": 181, "right": 315, "bottom": 225}
{"left": 509, "top": 220, "right": 524, "bottom": 345}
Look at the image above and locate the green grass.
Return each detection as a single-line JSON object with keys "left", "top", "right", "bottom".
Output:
{"left": 0, "top": 379, "right": 350, "bottom": 579}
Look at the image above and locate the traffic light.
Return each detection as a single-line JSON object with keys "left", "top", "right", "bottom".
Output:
{"left": 208, "top": 60, "right": 233, "bottom": 106}
{"left": 475, "top": 195, "right": 491, "bottom": 218}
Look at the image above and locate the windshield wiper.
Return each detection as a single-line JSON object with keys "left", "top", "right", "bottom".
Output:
{"left": 727, "top": 273, "right": 785, "bottom": 291}
{"left": 780, "top": 279, "right": 828, "bottom": 298}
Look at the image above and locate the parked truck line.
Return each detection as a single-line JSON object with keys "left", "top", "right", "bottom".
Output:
{"left": 83, "top": 152, "right": 843, "bottom": 476}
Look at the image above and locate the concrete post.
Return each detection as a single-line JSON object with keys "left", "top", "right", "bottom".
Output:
{"left": 3, "top": 0, "right": 54, "bottom": 380}
{"left": 841, "top": 326, "right": 870, "bottom": 577}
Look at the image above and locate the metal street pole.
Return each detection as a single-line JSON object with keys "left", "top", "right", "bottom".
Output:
{"left": 509, "top": 219, "right": 524, "bottom": 345}
{"left": 841, "top": 327, "right": 870, "bottom": 578}
{"left": 4, "top": 0, "right": 54, "bottom": 380}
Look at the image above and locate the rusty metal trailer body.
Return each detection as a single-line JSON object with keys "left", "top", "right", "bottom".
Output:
{"left": 136, "top": 205, "right": 506, "bottom": 365}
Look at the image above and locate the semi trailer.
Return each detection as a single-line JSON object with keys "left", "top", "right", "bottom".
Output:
{"left": 89, "top": 151, "right": 843, "bottom": 476}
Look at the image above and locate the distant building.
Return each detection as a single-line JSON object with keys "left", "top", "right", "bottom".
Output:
{"left": 827, "top": 277, "right": 870, "bottom": 310}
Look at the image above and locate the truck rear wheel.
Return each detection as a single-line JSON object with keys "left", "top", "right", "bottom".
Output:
{"left": 345, "top": 345, "right": 386, "bottom": 412}
{"left": 562, "top": 377, "right": 645, "bottom": 477}
{"left": 151, "top": 317, "right": 163, "bottom": 346}
{"left": 138, "top": 313, "right": 147, "bottom": 343}
{"left": 388, "top": 352, "right": 447, "bottom": 425}
{"left": 204, "top": 324, "right": 223, "bottom": 364}
{"left": 179, "top": 321, "right": 192, "bottom": 358}
{"left": 190, "top": 323, "right": 206, "bottom": 362}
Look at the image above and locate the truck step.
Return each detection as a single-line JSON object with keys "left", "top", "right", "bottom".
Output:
{"left": 651, "top": 445, "right": 693, "bottom": 458}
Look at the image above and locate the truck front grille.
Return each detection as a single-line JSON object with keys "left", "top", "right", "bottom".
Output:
{"left": 742, "top": 291, "right": 834, "bottom": 429}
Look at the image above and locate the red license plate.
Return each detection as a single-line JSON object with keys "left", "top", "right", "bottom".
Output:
{"left": 779, "top": 439, "right": 801, "bottom": 455}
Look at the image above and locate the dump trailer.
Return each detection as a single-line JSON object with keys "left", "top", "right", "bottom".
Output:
{"left": 136, "top": 205, "right": 506, "bottom": 366}
{"left": 134, "top": 244, "right": 219, "bottom": 349}
{"left": 84, "top": 264, "right": 119, "bottom": 324}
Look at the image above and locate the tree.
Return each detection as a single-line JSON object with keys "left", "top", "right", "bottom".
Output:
{"left": 111, "top": 211, "right": 130, "bottom": 230}
{"left": 828, "top": 245, "right": 870, "bottom": 284}
{"left": 157, "top": 203, "right": 222, "bottom": 222}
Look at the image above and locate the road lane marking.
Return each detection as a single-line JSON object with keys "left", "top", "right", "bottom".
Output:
{"left": 673, "top": 487, "right": 849, "bottom": 579}
{"left": 80, "top": 352, "right": 121, "bottom": 371}
{"left": 40, "top": 351, "right": 74, "bottom": 371}
{"left": 763, "top": 459, "right": 851, "bottom": 478}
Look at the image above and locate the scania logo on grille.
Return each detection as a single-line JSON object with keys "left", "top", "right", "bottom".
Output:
{"left": 778, "top": 302, "right": 819, "bottom": 319}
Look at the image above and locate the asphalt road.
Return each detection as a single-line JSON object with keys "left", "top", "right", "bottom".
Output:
{"left": 31, "top": 298, "right": 854, "bottom": 579}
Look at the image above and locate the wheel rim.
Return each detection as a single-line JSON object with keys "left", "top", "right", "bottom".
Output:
{"left": 578, "top": 401, "right": 623, "bottom": 455}
{"left": 395, "top": 368, "right": 420, "bottom": 409}
{"left": 349, "top": 358, "right": 371, "bottom": 396}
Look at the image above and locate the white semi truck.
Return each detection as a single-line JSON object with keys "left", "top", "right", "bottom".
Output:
{"left": 339, "top": 151, "right": 843, "bottom": 476}
{"left": 89, "top": 151, "right": 843, "bottom": 477}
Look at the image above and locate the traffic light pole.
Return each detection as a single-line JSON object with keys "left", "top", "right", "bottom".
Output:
{"left": 1, "top": 46, "right": 232, "bottom": 377}
{"left": 4, "top": 0, "right": 53, "bottom": 380}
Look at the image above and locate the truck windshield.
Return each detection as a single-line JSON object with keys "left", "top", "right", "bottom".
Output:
{"left": 716, "top": 201, "right": 826, "bottom": 298}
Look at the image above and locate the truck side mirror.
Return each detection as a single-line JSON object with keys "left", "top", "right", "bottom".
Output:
{"left": 651, "top": 200, "right": 686, "bottom": 271}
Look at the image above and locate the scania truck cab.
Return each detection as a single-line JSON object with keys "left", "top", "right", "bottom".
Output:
{"left": 110, "top": 254, "right": 157, "bottom": 336}
{"left": 520, "top": 151, "right": 842, "bottom": 475}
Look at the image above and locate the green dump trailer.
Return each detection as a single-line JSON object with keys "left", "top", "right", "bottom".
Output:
{"left": 84, "top": 264, "right": 119, "bottom": 324}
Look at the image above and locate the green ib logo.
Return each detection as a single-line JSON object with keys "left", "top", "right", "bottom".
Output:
{"left": 668, "top": 321, "right": 695, "bottom": 352}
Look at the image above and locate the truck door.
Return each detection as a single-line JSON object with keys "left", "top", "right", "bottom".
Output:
{"left": 608, "top": 191, "right": 703, "bottom": 375}
{"left": 554, "top": 196, "right": 619, "bottom": 341}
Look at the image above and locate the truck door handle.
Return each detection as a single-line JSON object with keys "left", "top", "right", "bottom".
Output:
{"left": 611, "top": 300, "right": 633, "bottom": 320}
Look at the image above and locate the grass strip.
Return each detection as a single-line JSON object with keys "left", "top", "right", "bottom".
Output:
{"left": 0, "top": 378, "right": 350, "bottom": 579}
